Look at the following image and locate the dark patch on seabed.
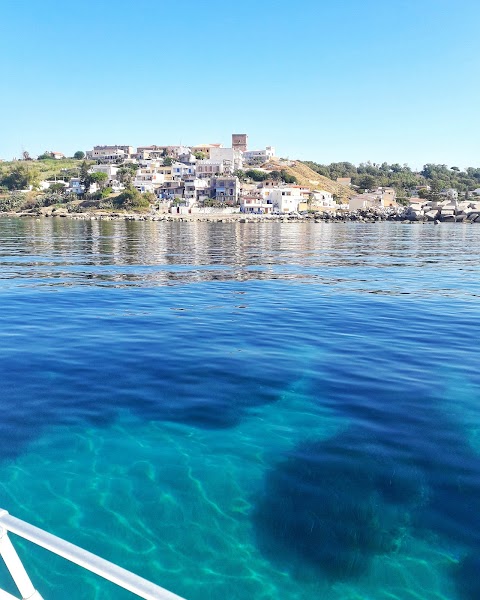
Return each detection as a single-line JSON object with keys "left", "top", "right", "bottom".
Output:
{"left": 253, "top": 388, "right": 480, "bottom": 596}
{"left": 253, "top": 429, "right": 426, "bottom": 581}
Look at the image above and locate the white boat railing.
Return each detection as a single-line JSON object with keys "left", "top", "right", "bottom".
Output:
{"left": 0, "top": 509, "right": 186, "bottom": 600}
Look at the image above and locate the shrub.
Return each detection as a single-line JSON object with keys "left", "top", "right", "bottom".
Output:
{"left": 113, "top": 186, "right": 151, "bottom": 209}
{"left": 0, "top": 192, "right": 28, "bottom": 212}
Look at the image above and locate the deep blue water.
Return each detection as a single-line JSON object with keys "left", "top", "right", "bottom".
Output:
{"left": 0, "top": 217, "right": 479, "bottom": 599}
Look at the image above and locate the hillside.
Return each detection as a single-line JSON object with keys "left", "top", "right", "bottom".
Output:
{"left": 263, "top": 159, "right": 354, "bottom": 203}
{"left": 0, "top": 158, "right": 93, "bottom": 182}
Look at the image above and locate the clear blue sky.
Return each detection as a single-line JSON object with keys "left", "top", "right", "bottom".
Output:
{"left": 1, "top": 0, "right": 479, "bottom": 168}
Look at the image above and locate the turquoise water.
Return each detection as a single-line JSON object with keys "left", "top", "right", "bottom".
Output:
{"left": 0, "top": 218, "right": 479, "bottom": 599}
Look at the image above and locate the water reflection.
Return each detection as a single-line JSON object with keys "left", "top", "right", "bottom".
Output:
{"left": 1, "top": 219, "right": 480, "bottom": 297}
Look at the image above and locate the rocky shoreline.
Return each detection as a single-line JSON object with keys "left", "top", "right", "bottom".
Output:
{"left": 2, "top": 205, "right": 480, "bottom": 223}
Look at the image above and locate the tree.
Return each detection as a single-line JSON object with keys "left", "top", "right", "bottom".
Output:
{"left": 233, "top": 169, "right": 246, "bottom": 182}
{"left": 269, "top": 170, "right": 282, "bottom": 181}
{"left": 74, "top": 151, "right": 85, "bottom": 160}
{"left": 113, "top": 186, "right": 151, "bottom": 209}
{"left": 194, "top": 151, "right": 206, "bottom": 160}
{"left": 37, "top": 152, "right": 53, "bottom": 160}
{"left": 48, "top": 182, "right": 66, "bottom": 194}
{"left": 245, "top": 169, "right": 269, "bottom": 182}
{"left": 79, "top": 161, "right": 90, "bottom": 191}
{"left": 117, "top": 163, "right": 137, "bottom": 186}
{"left": 280, "top": 170, "right": 297, "bottom": 184}
{"left": 0, "top": 164, "right": 39, "bottom": 190}
{"left": 163, "top": 157, "right": 173, "bottom": 166}
{"left": 99, "top": 186, "right": 113, "bottom": 199}
{"left": 357, "top": 175, "right": 377, "bottom": 191}
{"left": 89, "top": 171, "right": 109, "bottom": 189}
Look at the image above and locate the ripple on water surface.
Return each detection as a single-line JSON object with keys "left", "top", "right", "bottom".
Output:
{"left": 0, "top": 219, "right": 480, "bottom": 600}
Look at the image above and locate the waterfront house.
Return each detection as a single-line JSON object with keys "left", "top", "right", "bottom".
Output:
{"left": 267, "top": 187, "right": 304, "bottom": 213}
{"left": 184, "top": 177, "right": 210, "bottom": 203}
{"left": 349, "top": 187, "right": 397, "bottom": 210}
{"left": 240, "top": 194, "right": 274, "bottom": 214}
{"left": 211, "top": 176, "right": 240, "bottom": 204}
{"left": 306, "top": 190, "right": 336, "bottom": 209}
{"left": 157, "top": 182, "right": 185, "bottom": 200}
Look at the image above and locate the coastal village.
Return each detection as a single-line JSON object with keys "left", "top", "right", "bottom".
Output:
{"left": 2, "top": 133, "right": 480, "bottom": 222}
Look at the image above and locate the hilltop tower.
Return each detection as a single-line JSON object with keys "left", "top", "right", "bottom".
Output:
{"left": 232, "top": 133, "right": 248, "bottom": 152}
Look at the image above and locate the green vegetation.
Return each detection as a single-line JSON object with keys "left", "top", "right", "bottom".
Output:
{"left": 0, "top": 164, "right": 39, "bottom": 190}
{"left": 194, "top": 151, "right": 206, "bottom": 160}
{"left": 302, "top": 161, "right": 480, "bottom": 196}
{"left": 0, "top": 158, "right": 93, "bottom": 186}
{"left": 113, "top": 186, "right": 153, "bottom": 210}
{"left": 245, "top": 169, "right": 269, "bottom": 181}
{"left": 73, "top": 151, "right": 85, "bottom": 160}
{"left": 0, "top": 191, "right": 29, "bottom": 212}
{"left": 48, "top": 182, "right": 66, "bottom": 194}
{"left": 117, "top": 163, "right": 137, "bottom": 185}
{"left": 242, "top": 168, "right": 298, "bottom": 184}
{"left": 89, "top": 171, "right": 108, "bottom": 188}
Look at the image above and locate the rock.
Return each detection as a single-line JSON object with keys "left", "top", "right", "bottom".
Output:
{"left": 425, "top": 210, "right": 438, "bottom": 221}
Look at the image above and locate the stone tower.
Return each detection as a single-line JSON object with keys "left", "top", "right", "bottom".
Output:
{"left": 232, "top": 134, "right": 248, "bottom": 152}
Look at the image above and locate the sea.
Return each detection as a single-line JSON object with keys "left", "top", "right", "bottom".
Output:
{"left": 0, "top": 217, "right": 479, "bottom": 600}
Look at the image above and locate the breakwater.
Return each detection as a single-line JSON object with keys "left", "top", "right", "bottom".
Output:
{"left": 5, "top": 198, "right": 480, "bottom": 223}
{"left": 4, "top": 206, "right": 480, "bottom": 223}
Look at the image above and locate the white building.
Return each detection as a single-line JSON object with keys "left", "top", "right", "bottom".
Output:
{"left": 310, "top": 190, "right": 335, "bottom": 207}
{"left": 171, "top": 162, "right": 195, "bottom": 180}
{"left": 184, "top": 178, "right": 210, "bottom": 203}
{"left": 86, "top": 145, "right": 134, "bottom": 163}
{"left": 196, "top": 160, "right": 225, "bottom": 178}
{"left": 133, "top": 167, "right": 166, "bottom": 193}
{"left": 240, "top": 195, "right": 274, "bottom": 214}
{"left": 39, "top": 180, "right": 67, "bottom": 191}
{"left": 90, "top": 165, "right": 119, "bottom": 181}
{"left": 135, "top": 145, "right": 191, "bottom": 160}
{"left": 267, "top": 187, "right": 304, "bottom": 213}
{"left": 209, "top": 147, "right": 243, "bottom": 172}
{"left": 243, "top": 147, "right": 275, "bottom": 164}
{"left": 66, "top": 178, "right": 85, "bottom": 195}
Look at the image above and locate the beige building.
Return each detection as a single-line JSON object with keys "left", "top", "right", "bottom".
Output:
{"left": 191, "top": 144, "right": 222, "bottom": 157}
{"left": 86, "top": 145, "right": 134, "bottom": 162}
{"left": 349, "top": 188, "right": 397, "bottom": 210}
